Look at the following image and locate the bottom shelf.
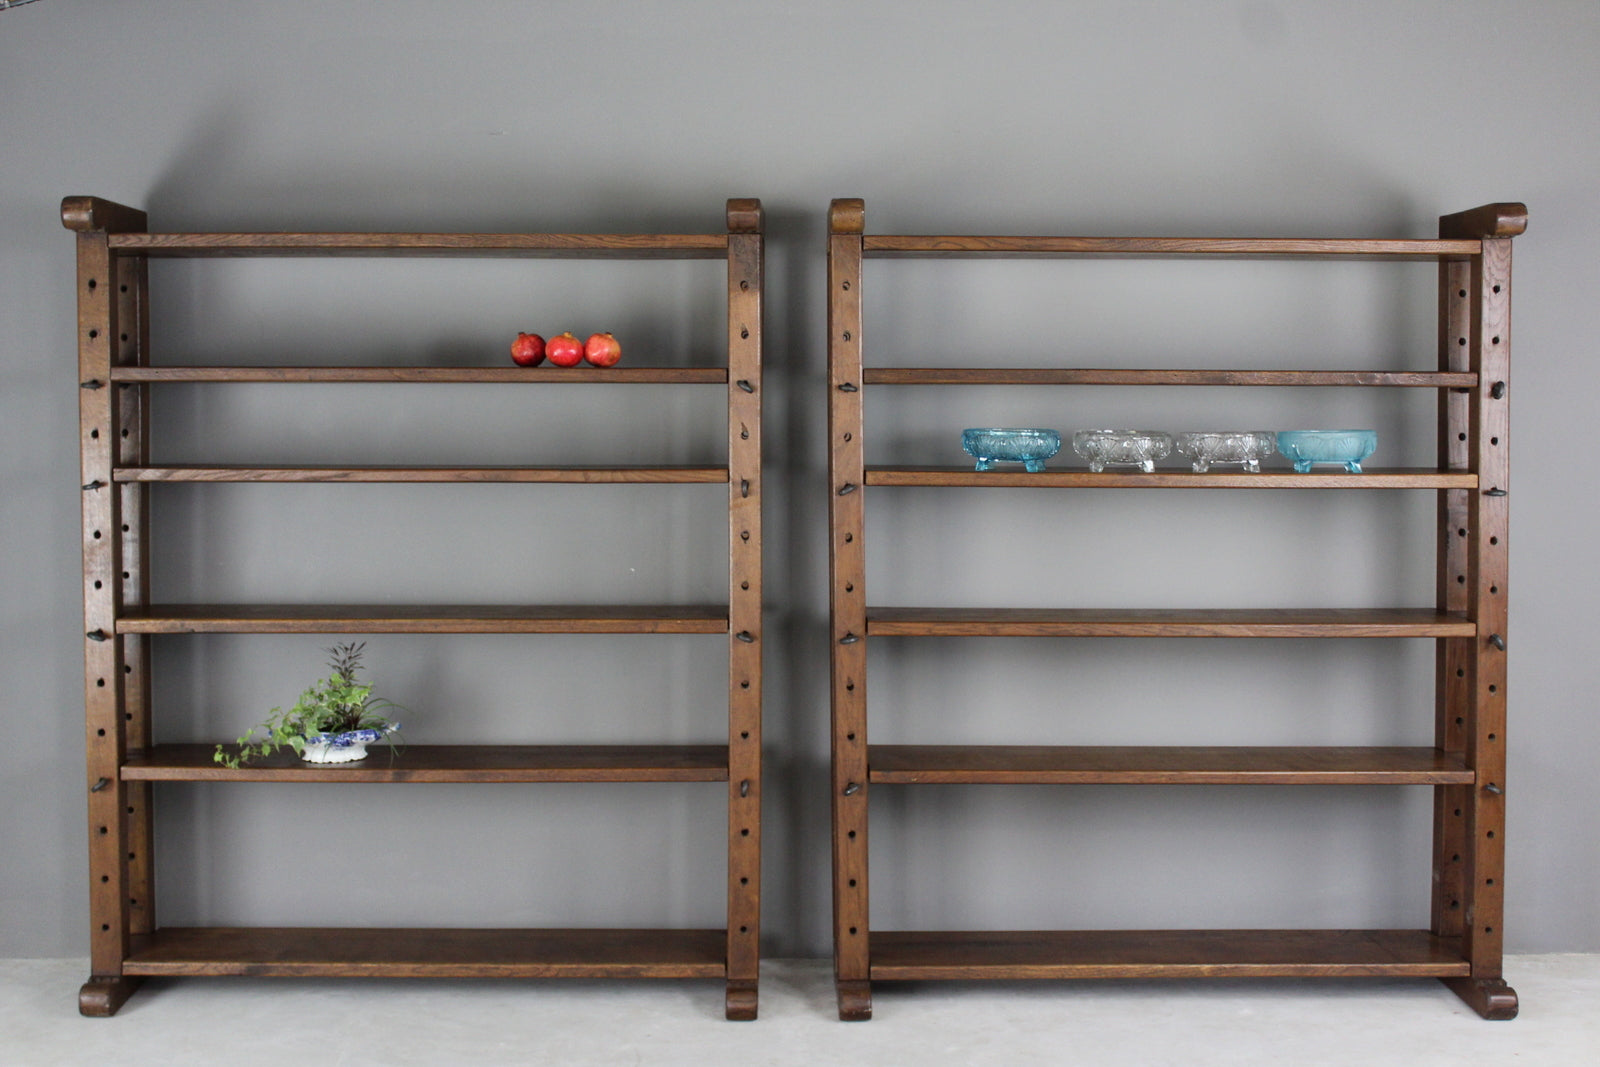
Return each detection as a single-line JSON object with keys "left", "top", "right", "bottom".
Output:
{"left": 869, "top": 930, "right": 1470, "bottom": 980}
{"left": 124, "top": 927, "right": 728, "bottom": 978}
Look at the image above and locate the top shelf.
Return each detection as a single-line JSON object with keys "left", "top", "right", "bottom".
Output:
{"left": 862, "top": 235, "right": 1481, "bottom": 260}
{"left": 104, "top": 232, "right": 731, "bottom": 259}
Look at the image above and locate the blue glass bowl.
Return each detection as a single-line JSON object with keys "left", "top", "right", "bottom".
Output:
{"left": 1276, "top": 429, "right": 1378, "bottom": 473}
{"left": 962, "top": 428, "right": 1062, "bottom": 473}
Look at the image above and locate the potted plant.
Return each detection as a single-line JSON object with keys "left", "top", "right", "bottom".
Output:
{"left": 214, "top": 642, "right": 403, "bottom": 768}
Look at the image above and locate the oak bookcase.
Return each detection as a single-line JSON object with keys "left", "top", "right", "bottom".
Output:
{"left": 826, "top": 198, "right": 1523, "bottom": 1020}
{"left": 66, "top": 196, "right": 764, "bottom": 1018}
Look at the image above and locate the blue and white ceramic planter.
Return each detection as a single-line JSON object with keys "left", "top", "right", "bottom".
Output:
{"left": 299, "top": 723, "right": 399, "bottom": 764}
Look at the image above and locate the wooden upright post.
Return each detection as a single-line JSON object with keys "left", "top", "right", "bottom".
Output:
{"left": 828, "top": 198, "right": 872, "bottom": 1020}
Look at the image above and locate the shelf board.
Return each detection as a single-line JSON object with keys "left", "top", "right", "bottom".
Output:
{"left": 869, "top": 929, "right": 1470, "bottom": 980}
{"left": 115, "top": 465, "right": 729, "bottom": 484}
{"left": 124, "top": 927, "right": 728, "bottom": 978}
{"left": 117, "top": 604, "right": 729, "bottom": 635}
{"left": 107, "top": 366, "right": 729, "bottom": 384}
{"left": 126, "top": 743, "right": 730, "bottom": 783}
{"left": 862, "top": 368, "right": 1478, "bottom": 388}
{"left": 865, "top": 608, "right": 1475, "bottom": 639}
{"left": 868, "top": 745, "right": 1474, "bottom": 785}
{"left": 863, "top": 235, "right": 1480, "bottom": 259}
{"left": 865, "top": 466, "right": 1476, "bottom": 489}
{"left": 108, "top": 232, "right": 730, "bottom": 259}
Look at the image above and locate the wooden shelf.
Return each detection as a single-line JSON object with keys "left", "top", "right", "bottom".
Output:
{"left": 864, "top": 235, "right": 1481, "bottom": 259}
{"left": 126, "top": 744, "right": 730, "bottom": 783}
{"left": 116, "top": 604, "right": 730, "bottom": 635}
{"left": 124, "top": 927, "right": 728, "bottom": 978}
{"left": 865, "top": 608, "right": 1474, "bottom": 639}
{"left": 115, "top": 465, "right": 730, "bottom": 484}
{"left": 107, "top": 232, "right": 730, "bottom": 259}
{"left": 868, "top": 746, "right": 1474, "bottom": 785}
{"left": 868, "top": 930, "right": 1471, "bottom": 980}
{"left": 107, "top": 366, "right": 729, "bottom": 384}
{"left": 865, "top": 467, "right": 1476, "bottom": 489}
{"left": 862, "top": 368, "right": 1478, "bottom": 387}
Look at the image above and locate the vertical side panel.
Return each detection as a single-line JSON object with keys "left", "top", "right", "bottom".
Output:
{"left": 1432, "top": 257, "right": 1471, "bottom": 937}
{"left": 115, "top": 252, "right": 156, "bottom": 937}
{"left": 78, "top": 233, "right": 130, "bottom": 978}
{"left": 724, "top": 202, "right": 764, "bottom": 1018}
{"left": 1461, "top": 238, "right": 1512, "bottom": 975}
{"left": 828, "top": 200, "right": 870, "bottom": 1013}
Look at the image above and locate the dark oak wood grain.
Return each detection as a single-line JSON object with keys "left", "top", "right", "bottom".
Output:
{"left": 866, "top": 607, "right": 1474, "bottom": 639}
{"left": 109, "top": 366, "right": 728, "bottom": 384}
{"left": 868, "top": 746, "right": 1474, "bottom": 785}
{"left": 117, "top": 604, "right": 729, "bottom": 634}
{"left": 107, "top": 232, "right": 730, "bottom": 259}
{"left": 115, "top": 465, "right": 730, "bottom": 484}
{"left": 124, "top": 927, "right": 728, "bottom": 978}
{"left": 869, "top": 930, "right": 1471, "bottom": 980}
{"left": 865, "top": 467, "right": 1476, "bottom": 489}
{"left": 125, "top": 744, "right": 730, "bottom": 783}
{"left": 1437, "top": 203, "right": 1528, "bottom": 239}
{"left": 865, "top": 235, "right": 1480, "bottom": 259}
{"left": 863, "top": 368, "right": 1478, "bottom": 387}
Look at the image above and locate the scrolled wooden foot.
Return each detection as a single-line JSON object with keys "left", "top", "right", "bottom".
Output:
{"left": 837, "top": 978, "right": 872, "bottom": 1021}
{"left": 1441, "top": 976, "right": 1519, "bottom": 1020}
{"left": 79, "top": 975, "right": 143, "bottom": 1017}
{"left": 725, "top": 978, "right": 758, "bottom": 1021}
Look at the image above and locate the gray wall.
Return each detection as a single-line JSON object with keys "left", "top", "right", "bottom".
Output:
{"left": 4, "top": 1, "right": 1598, "bottom": 958}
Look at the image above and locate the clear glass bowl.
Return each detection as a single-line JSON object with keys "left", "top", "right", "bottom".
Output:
{"left": 961, "top": 428, "right": 1062, "bottom": 473}
{"left": 1071, "top": 429, "right": 1173, "bottom": 473}
{"left": 1275, "top": 429, "right": 1378, "bottom": 473}
{"left": 1173, "top": 430, "right": 1277, "bottom": 473}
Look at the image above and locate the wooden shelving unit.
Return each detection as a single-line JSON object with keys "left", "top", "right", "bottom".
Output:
{"left": 827, "top": 198, "right": 1524, "bottom": 1020}
{"left": 66, "top": 196, "right": 764, "bottom": 1019}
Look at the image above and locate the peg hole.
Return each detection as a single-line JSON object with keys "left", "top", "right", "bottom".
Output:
{"left": 1458, "top": 433, "right": 1467, "bottom": 442}
{"left": 740, "top": 681, "right": 750, "bottom": 689}
{"left": 1453, "top": 853, "right": 1461, "bottom": 862}
{"left": 1454, "top": 809, "right": 1463, "bottom": 817}
{"left": 843, "top": 432, "right": 852, "bottom": 441}
{"left": 740, "top": 581, "right": 749, "bottom": 590}
{"left": 842, "top": 331, "right": 851, "bottom": 341}
{"left": 740, "top": 731, "right": 749, "bottom": 740}
{"left": 1488, "top": 733, "right": 1497, "bottom": 741}
{"left": 1489, "top": 684, "right": 1497, "bottom": 694}
{"left": 1450, "top": 900, "right": 1460, "bottom": 909}
{"left": 740, "top": 280, "right": 749, "bottom": 291}
{"left": 96, "top": 678, "right": 105, "bottom": 688}
{"left": 740, "top": 327, "right": 749, "bottom": 339}
{"left": 1485, "top": 925, "right": 1494, "bottom": 933}
{"left": 91, "top": 429, "right": 100, "bottom": 439}
{"left": 849, "top": 878, "right": 857, "bottom": 887}
{"left": 845, "top": 583, "right": 854, "bottom": 593}
{"left": 1490, "top": 585, "right": 1498, "bottom": 595}
{"left": 125, "top": 713, "right": 132, "bottom": 721}
{"left": 1492, "top": 285, "right": 1502, "bottom": 294}
{"left": 119, "top": 284, "right": 128, "bottom": 293}
{"left": 124, "top": 664, "right": 131, "bottom": 673}
{"left": 849, "top": 927, "right": 858, "bottom": 935}
{"left": 1492, "top": 336, "right": 1501, "bottom": 345}
{"left": 1457, "top": 575, "right": 1465, "bottom": 584}
{"left": 88, "top": 279, "right": 97, "bottom": 290}
{"left": 846, "top": 683, "right": 855, "bottom": 692}
{"left": 88, "top": 329, "right": 99, "bottom": 340}
{"left": 1458, "top": 337, "right": 1467, "bottom": 346}
{"left": 1487, "top": 878, "right": 1495, "bottom": 885}
{"left": 740, "top": 828, "right": 750, "bottom": 837}
{"left": 122, "top": 571, "right": 129, "bottom": 579}
{"left": 1455, "top": 717, "right": 1464, "bottom": 726}
{"left": 97, "top": 729, "right": 105, "bottom": 737}
{"left": 848, "top": 830, "right": 856, "bottom": 840}
{"left": 740, "top": 530, "right": 749, "bottom": 542}
{"left": 842, "top": 281, "right": 850, "bottom": 290}
{"left": 740, "top": 877, "right": 749, "bottom": 885}
{"left": 1458, "top": 289, "right": 1467, "bottom": 298}
{"left": 94, "top": 580, "right": 102, "bottom": 589}
{"left": 128, "top": 852, "right": 135, "bottom": 860}
{"left": 844, "top": 533, "right": 853, "bottom": 543}
{"left": 120, "top": 428, "right": 129, "bottom": 438}
{"left": 1457, "top": 528, "right": 1466, "bottom": 538}
{"left": 1456, "top": 669, "right": 1465, "bottom": 678}
{"left": 102, "top": 924, "right": 110, "bottom": 932}
{"left": 1489, "top": 536, "right": 1498, "bottom": 545}
{"left": 1487, "top": 830, "right": 1495, "bottom": 838}
{"left": 101, "top": 875, "right": 109, "bottom": 884}
{"left": 121, "top": 524, "right": 129, "bottom": 532}
{"left": 98, "top": 826, "right": 107, "bottom": 834}
{"left": 846, "top": 733, "right": 856, "bottom": 741}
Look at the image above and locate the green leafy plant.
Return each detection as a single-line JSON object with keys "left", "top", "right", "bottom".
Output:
{"left": 213, "top": 643, "right": 403, "bottom": 768}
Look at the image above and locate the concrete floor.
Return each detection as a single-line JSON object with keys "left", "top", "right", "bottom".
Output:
{"left": 3, "top": 956, "right": 1596, "bottom": 1066}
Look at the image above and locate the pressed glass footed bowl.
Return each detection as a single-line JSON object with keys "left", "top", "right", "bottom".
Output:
{"left": 1275, "top": 429, "right": 1378, "bottom": 473}
{"left": 1173, "top": 430, "right": 1277, "bottom": 473}
{"left": 961, "top": 428, "right": 1062, "bottom": 473}
{"left": 1071, "top": 429, "right": 1173, "bottom": 473}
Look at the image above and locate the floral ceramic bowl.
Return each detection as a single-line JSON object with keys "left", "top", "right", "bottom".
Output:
{"left": 299, "top": 723, "right": 400, "bottom": 764}
{"left": 1173, "top": 430, "right": 1277, "bottom": 473}
{"left": 1275, "top": 430, "right": 1378, "bottom": 473}
{"left": 961, "top": 428, "right": 1062, "bottom": 473}
{"left": 1071, "top": 429, "right": 1173, "bottom": 473}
